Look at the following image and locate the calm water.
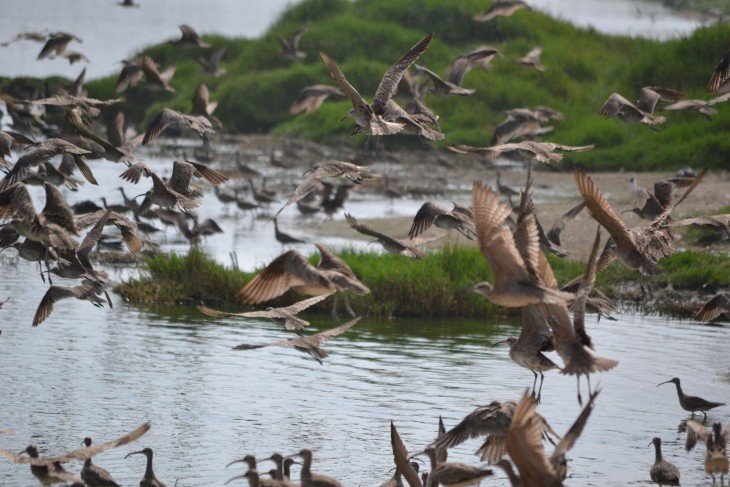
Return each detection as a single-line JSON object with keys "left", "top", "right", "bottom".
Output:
{"left": 1, "top": 257, "right": 729, "bottom": 486}
{"left": 0, "top": 0, "right": 706, "bottom": 80}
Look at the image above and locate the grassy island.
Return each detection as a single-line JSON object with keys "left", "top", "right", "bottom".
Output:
{"left": 115, "top": 244, "right": 730, "bottom": 319}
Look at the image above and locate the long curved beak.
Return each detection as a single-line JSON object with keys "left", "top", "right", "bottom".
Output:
{"left": 226, "top": 458, "right": 246, "bottom": 468}
{"left": 647, "top": 441, "right": 654, "bottom": 447}
{"left": 491, "top": 339, "right": 509, "bottom": 348}
{"left": 656, "top": 380, "right": 671, "bottom": 387}
{"left": 224, "top": 474, "right": 246, "bottom": 485}
{"left": 124, "top": 450, "right": 144, "bottom": 459}
{"left": 455, "top": 284, "right": 478, "bottom": 296}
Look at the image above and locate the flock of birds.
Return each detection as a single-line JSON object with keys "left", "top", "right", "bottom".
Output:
{"left": 2, "top": 0, "right": 730, "bottom": 485}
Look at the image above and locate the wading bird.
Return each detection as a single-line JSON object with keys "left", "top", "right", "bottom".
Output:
{"left": 658, "top": 378, "right": 725, "bottom": 418}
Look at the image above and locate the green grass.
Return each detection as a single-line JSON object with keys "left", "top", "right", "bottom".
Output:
{"left": 4, "top": 0, "right": 730, "bottom": 170}
{"left": 115, "top": 245, "right": 730, "bottom": 318}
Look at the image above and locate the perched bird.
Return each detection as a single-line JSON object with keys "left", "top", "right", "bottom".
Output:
{"left": 80, "top": 437, "right": 120, "bottom": 487}
{"left": 492, "top": 308, "right": 559, "bottom": 403}
{"left": 289, "top": 84, "right": 344, "bottom": 115}
{"left": 273, "top": 218, "right": 306, "bottom": 245}
{"left": 170, "top": 24, "right": 210, "bottom": 48}
{"left": 649, "top": 437, "right": 681, "bottom": 487}
{"left": 657, "top": 377, "right": 725, "bottom": 418}
{"left": 142, "top": 108, "right": 215, "bottom": 153}
{"left": 685, "top": 420, "right": 730, "bottom": 487}
{"left": 319, "top": 32, "right": 434, "bottom": 137}
{"left": 346, "top": 213, "right": 435, "bottom": 259}
{"left": 287, "top": 449, "right": 342, "bottom": 486}
{"left": 237, "top": 244, "right": 370, "bottom": 320}
{"left": 408, "top": 201, "right": 475, "bottom": 240}
{"left": 125, "top": 447, "right": 167, "bottom": 487}
{"left": 278, "top": 26, "right": 308, "bottom": 59}
{"left": 233, "top": 316, "right": 360, "bottom": 364}
{"left": 474, "top": 0, "right": 531, "bottom": 21}
{"left": 0, "top": 423, "right": 150, "bottom": 486}
{"left": 198, "top": 293, "right": 332, "bottom": 330}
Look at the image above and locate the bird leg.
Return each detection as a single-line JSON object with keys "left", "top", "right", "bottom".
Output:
{"left": 37, "top": 259, "right": 46, "bottom": 284}
{"left": 537, "top": 371, "right": 546, "bottom": 404}
{"left": 576, "top": 376, "right": 583, "bottom": 406}
{"left": 330, "top": 294, "right": 340, "bottom": 322}
{"left": 530, "top": 370, "right": 538, "bottom": 398}
{"left": 343, "top": 294, "right": 357, "bottom": 318}
{"left": 43, "top": 247, "right": 53, "bottom": 285}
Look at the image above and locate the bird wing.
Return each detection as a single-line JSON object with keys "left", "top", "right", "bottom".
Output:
{"left": 191, "top": 84, "right": 210, "bottom": 116}
{"left": 372, "top": 32, "right": 434, "bottom": 114}
{"left": 0, "top": 183, "right": 36, "bottom": 221}
{"left": 573, "top": 226, "right": 602, "bottom": 350}
{"left": 390, "top": 422, "right": 423, "bottom": 487}
{"left": 573, "top": 167, "right": 634, "bottom": 250}
{"left": 600, "top": 92, "right": 640, "bottom": 118}
{"left": 518, "top": 305, "right": 555, "bottom": 352}
{"left": 546, "top": 201, "right": 585, "bottom": 246}
{"left": 237, "top": 250, "right": 329, "bottom": 305}
{"left": 119, "top": 162, "right": 155, "bottom": 184}
{"left": 686, "top": 420, "right": 710, "bottom": 451}
{"left": 472, "top": 180, "right": 532, "bottom": 287}
{"left": 708, "top": 50, "right": 730, "bottom": 93}
{"left": 319, "top": 50, "right": 369, "bottom": 112}
{"left": 309, "top": 316, "right": 361, "bottom": 345}
{"left": 506, "top": 392, "right": 556, "bottom": 485}
{"left": 77, "top": 209, "right": 112, "bottom": 265}
{"left": 408, "top": 201, "right": 454, "bottom": 239}
{"left": 694, "top": 293, "right": 730, "bottom": 322}
{"left": 143, "top": 108, "right": 178, "bottom": 145}
{"left": 187, "top": 160, "right": 229, "bottom": 186}
{"left": 345, "top": 213, "right": 404, "bottom": 249}
{"left": 550, "top": 390, "right": 599, "bottom": 468}
{"left": 280, "top": 293, "right": 333, "bottom": 314}
{"left": 430, "top": 402, "right": 513, "bottom": 451}
{"left": 414, "top": 64, "right": 450, "bottom": 92}
{"left": 52, "top": 422, "right": 150, "bottom": 463}
{"left": 168, "top": 160, "right": 195, "bottom": 195}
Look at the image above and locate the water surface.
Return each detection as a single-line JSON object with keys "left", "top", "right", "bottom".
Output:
{"left": 1, "top": 260, "right": 729, "bottom": 486}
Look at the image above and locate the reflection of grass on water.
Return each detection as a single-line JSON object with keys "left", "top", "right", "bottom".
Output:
{"left": 116, "top": 245, "right": 730, "bottom": 318}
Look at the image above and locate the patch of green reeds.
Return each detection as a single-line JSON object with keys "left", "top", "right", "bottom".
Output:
{"left": 116, "top": 245, "right": 730, "bottom": 318}
{"left": 116, "top": 248, "right": 249, "bottom": 305}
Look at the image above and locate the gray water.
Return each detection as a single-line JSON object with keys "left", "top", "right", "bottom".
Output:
{"left": 0, "top": 0, "right": 707, "bottom": 80}
{"left": 1, "top": 256, "right": 729, "bottom": 486}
